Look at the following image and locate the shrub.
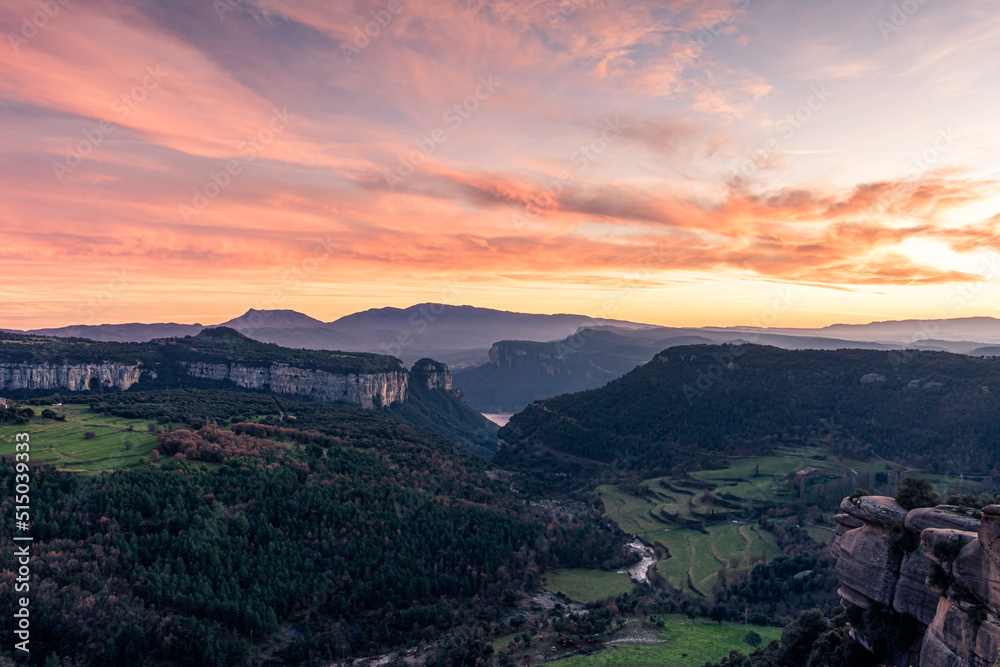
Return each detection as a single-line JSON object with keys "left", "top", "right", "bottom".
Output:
{"left": 896, "top": 477, "right": 940, "bottom": 511}
{"left": 84, "top": 431, "right": 96, "bottom": 440}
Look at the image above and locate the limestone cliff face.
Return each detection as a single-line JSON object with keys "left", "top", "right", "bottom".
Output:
{"left": 180, "top": 361, "right": 408, "bottom": 408}
{"left": 833, "top": 497, "right": 1000, "bottom": 667}
{"left": 0, "top": 359, "right": 407, "bottom": 409}
{"left": 0, "top": 362, "right": 149, "bottom": 392}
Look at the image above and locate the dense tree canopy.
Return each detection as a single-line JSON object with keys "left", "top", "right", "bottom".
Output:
{"left": 499, "top": 345, "right": 1000, "bottom": 482}
{"left": 0, "top": 390, "right": 625, "bottom": 666}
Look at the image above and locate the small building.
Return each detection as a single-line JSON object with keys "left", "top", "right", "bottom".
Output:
{"left": 795, "top": 467, "right": 819, "bottom": 479}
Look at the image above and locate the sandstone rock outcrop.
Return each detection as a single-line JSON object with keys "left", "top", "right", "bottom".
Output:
{"left": 833, "top": 497, "right": 1000, "bottom": 667}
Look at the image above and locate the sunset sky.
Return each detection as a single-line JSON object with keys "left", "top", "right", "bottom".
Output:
{"left": 2, "top": 0, "right": 1000, "bottom": 330}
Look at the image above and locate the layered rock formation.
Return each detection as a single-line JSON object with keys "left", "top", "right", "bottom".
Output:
{"left": 0, "top": 328, "right": 411, "bottom": 409}
{"left": 0, "top": 362, "right": 148, "bottom": 392}
{"left": 833, "top": 496, "right": 1000, "bottom": 666}
{"left": 0, "top": 361, "right": 407, "bottom": 409}
{"left": 180, "top": 361, "right": 407, "bottom": 408}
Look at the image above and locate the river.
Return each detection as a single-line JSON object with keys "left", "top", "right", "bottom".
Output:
{"left": 624, "top": 538, "right": 657, "bottom": 584}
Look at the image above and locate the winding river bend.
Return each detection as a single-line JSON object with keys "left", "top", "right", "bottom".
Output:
{"left": 625, "top": 538, "right": 658, "bottom": 584}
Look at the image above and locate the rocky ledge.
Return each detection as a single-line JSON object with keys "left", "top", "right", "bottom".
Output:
{"left": 833, "top": 497, "right": 1000, "bottom": 666}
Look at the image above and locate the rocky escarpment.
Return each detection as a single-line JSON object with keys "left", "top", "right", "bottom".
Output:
{"left": 180, "top": 362, "right": 407, "bottom": 408}
{"left": 0, "top": 362, "right": 150, "bottom": 392}
{"left": 410, "top": 358, "right": 452, "bottom": 391}
{"left": 833, "top": 496, "right": 1000, "bottom": 666}
{"left": 0, "top": 328, "right": 410, "bottom": 409}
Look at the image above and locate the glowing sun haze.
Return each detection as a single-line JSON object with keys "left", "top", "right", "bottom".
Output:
{"left": 2, "top": 0, "right": 999, "bottom": 330}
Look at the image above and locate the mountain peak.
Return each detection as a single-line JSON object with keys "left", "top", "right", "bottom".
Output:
{"left": 218, "top": 309, "right": 326, "bottom": 330}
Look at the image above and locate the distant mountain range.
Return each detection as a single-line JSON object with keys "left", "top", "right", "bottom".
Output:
{"left": 6, "top": 307, "right": 1000, "bottom": 413}
{"left": 452, "top": 319, "right": 1000, "bottom": 412}
{"left": 3, "top": 304, "right": 649, "bottom": 368}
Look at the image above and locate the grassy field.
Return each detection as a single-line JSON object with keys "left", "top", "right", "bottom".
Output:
{"left": 0, "top": 404, "right": 158, "bottom": 473}
{"left": 600, "top": 443, "right": 983, "bottom": 596}
{"left": 598, "top": 449, "right": 867, "bottom": 596}
{"left": 553, "top": 616, "right": 783, "bottom": 667}
{"left": 544, "top": 569, "right": 635, "bottom": 603}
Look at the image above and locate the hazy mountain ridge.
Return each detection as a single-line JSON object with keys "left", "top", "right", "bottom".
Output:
{"left": 9, "top": 307, "right": 1000, "bottom": 414}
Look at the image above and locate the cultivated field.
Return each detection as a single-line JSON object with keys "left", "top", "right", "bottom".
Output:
{"left": 597, "top": 445, "right": 978, "bottom": 596}
{"left": 0, "top": 404, "right": 158, "bottom": 473}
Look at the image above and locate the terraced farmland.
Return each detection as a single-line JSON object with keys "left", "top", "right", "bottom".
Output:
{"left": 597, "top": 451, "right": 840, "bottom": 596}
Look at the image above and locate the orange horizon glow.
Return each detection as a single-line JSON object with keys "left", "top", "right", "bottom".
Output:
{"left": 2, "top": 0, "right": 1000, "bottom": 332}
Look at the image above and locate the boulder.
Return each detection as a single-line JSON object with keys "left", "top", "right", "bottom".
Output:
{"left": 834, "top": 523, "right": 903, "bottom": 607}
{"left": 834, "top": 512, "right": 864, "bottom": 531}
{"left": 840, "top": 495, "right": 909, "bottom": 528}
{"left": 832, "top": 514, "right": 865, "bottom": 559}
{"left": 921, "top": 631, "right": 970, "bottom": 667}
{"left": 922, "top": 529, "right": 979, "bottom": 573}
{"left": 972, "top": 619, "right": 1000, "bottom": 667}
{"left": 839, "top": 583, "right": 873, "bottom": 609}
{"left": 922, "top": 596, "right": 975, "bottom": 666}
{"left": 979, "top": 509, "right": 1000, "bottom": 561}
{"left": 952, "top": 540, "right": 1000, "bottom": 617}
{"left": 907, "top": 507, "right": 982, "bottom": 534}
{"left": 894, "top": 549, "right": 942, "bottom": 626}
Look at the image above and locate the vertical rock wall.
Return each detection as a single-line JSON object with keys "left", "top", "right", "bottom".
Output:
{"left": 833, "top": 497, "right": 1000, "bottom": 667}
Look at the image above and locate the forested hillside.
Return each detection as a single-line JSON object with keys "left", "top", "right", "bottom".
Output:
{"left": 497, "top": 344, "right": 1000, "bottom": 482}
{"left": 0, "top": 328, "right": 400, "bottom": 376}
{"left": 0, "top": 390, "right": 623, "bottom": 666}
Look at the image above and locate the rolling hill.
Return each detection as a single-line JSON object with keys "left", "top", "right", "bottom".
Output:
{"left": 496, "top": 344, "right": 1000, "bottom": 486}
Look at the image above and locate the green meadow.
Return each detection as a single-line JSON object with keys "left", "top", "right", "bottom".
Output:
{"left": 544, "top": 569, "right": 636, "bottom": 603}
{"left": 0, "top": 403, "right": 158, "bottom": 473}
{"left": 553, "top": 616, "right": 782, "bottom": 667}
